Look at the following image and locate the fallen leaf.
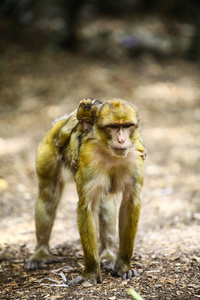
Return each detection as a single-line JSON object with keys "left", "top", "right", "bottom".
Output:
{"left": 188, "top": 284, "right": 200, "bottom": 289}
{"left": 81, "top": 281, "right": 93, "bottom": 287}
{"left": 167, "top": 279, "right": 178, "bottom": 284}
{"left": 146, "top": 270, "right": 161, "bottom": 273}
{"left": 78, "top": 262, "right": 84, "bottom": 268}
{"left": 193, "top": 256, "right": 200, "bottom": 263}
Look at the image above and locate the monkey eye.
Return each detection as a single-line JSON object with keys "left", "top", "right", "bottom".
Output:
{"left": 122, "top": 123, "right": 134, "bottom": 129}
{"left": 78, "top": 119, "right": 91, "bottom": 124}
{"left": 106, "top": 124, "right": 119, "bottom": 129}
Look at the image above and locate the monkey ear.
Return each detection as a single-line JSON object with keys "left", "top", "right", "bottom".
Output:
{"left": 78, "top": 99, "right": 85, "bottom": 109}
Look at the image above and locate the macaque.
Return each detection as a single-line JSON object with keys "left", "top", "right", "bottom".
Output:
{"left": 70, "top": 98, "right": 144, "bottom": 284}
{"left": 54, "top": 98, "right": 102, "bottom": 167}
{"left": 25, "top": 98, "right": 145, "bottom": 286}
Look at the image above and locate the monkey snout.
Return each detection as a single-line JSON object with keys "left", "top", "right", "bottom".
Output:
{"left": 112, "top": 147, "right": 128, "bottom": 156}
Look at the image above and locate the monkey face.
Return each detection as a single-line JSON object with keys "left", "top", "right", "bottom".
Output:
{"left": 105, "top": 123, "right": 136, "bottom": 156}
{"left": 78, "top": 118, "right": 92, "bottom": 133}
{"left": 96, "top": 99, "right": 139, "bottom": 157}
{"left": 77, "top": 98, "right": 103, "bottom": 133}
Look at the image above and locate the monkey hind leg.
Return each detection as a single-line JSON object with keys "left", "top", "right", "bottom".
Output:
{"left": 99, "top": 195, "right": 116, "bottom": 271}
{"left": 24, "top": 176, "right": 64, "bottom": 270}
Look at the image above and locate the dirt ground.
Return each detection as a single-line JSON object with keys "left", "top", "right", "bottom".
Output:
{"left": 0, "top": 43, "right": 200, "bottom": 299}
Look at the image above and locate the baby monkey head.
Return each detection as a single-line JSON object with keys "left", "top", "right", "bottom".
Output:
{"left": 77, "top": 98, "right": 103, "bottom": 132}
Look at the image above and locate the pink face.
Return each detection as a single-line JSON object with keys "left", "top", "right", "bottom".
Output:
{"left": 79, "top": 118, "right": 92, "bottom": 133}
{"left": 105, "top": 123, "right": 135, "bottom": 156}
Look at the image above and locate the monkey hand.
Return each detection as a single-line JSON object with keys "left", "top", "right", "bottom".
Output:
{"left": 70, "top": 157, "right": 78, "bottom": 170}
{"left": 68, "top": 273, "right": 102, "bottom": 286}
{"left": 135, "top": 137, "right": 147, "bottom": 160}
{"left": 141, "top": 148, "right": 147, "bottom": 160}
{"left": 54, "top": 144, "right": 64, "bottom": 163}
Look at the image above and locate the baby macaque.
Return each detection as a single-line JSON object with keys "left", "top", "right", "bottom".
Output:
{"left": 54, "top": 98, "right": 102, "bottom": 168}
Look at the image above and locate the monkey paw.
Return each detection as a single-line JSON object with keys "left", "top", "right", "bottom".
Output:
{"left": 68, "top": 275, "right": 102, "bottom": 286}
{"left": 67, "top": 276, "right": 87, "bottom": 286}
{"left": 111, "top": 268, "right": 139, "bottom": 280}
{"left": 101, "top": 260, "right": 115, "bottom": 271}
{"left": 122, "top": 269, "right": 139, "bottom": 280}
{"left": 24, "top": 258, "right": 45, "bottom": 270}
{"left": 24, "top": 255, "right": 65, "bottom": 270}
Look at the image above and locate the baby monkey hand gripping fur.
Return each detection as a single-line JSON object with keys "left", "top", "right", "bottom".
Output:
{"left": 25, "top": 98, "right": 145, "bottom": 286}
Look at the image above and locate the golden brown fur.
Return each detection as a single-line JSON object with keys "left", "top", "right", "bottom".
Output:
{"left": 25, "top": 98, "right": 145, "bottom": 285}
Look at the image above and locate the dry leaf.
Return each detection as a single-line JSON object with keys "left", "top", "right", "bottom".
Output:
{"left": 188, "top": 284, "right": 200, "bottom": 289}
{"left": 81, "top": 281, "right": 93, "bottom": 287}
{"left": 193, "top": 256, "right": 200, "bottom": 263}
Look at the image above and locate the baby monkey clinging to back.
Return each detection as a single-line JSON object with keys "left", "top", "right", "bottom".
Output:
{"left": 25, "top": 98, "right": 146, "bottom": 286}
{"left": 55, "top": 98, "right": 103, "bottom": 168}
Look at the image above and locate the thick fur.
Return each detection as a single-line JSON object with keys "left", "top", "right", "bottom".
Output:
{"left": 25, "top": 98, "right": 145, "bottom": 285}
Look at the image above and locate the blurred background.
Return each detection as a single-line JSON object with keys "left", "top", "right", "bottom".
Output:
{"left": 0, "top": 0, "right": 200, "bottom": 297}
{"left": 1, "top": 0, "right": 200, "bottom": 59}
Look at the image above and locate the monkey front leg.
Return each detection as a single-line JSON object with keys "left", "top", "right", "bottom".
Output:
{"left": 112, "top": 185, "right": 141, "bottom": 279}
{"left": 68, "top": 196, "right": 102, "bottom": 286}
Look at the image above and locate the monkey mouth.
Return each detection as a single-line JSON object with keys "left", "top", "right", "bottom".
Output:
{"left": 112, "top": 147, "right": 128, "bottom": 156}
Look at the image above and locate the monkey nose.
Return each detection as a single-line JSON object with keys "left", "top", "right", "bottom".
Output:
{"left": 118, "top": 129, "right": 125, "bottom": 143}
{"left": 118, "top": 137, "right": 125, "bottom": 143}
{"left": 119, "top": 140, "right": 124, "bottom": 144}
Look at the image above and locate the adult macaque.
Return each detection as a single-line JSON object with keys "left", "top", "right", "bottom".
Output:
{"left": 71, "top": 99, "right": 144, "bottom": 284}
{"left": 25, "top": 98, "right": 145, "bottom": 286}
